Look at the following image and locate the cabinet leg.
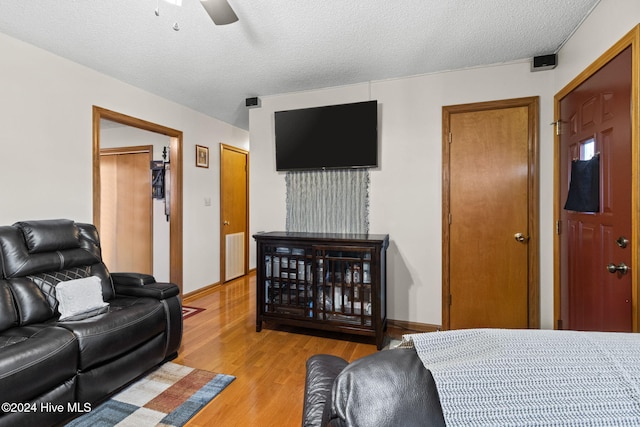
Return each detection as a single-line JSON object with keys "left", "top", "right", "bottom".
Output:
{"left": 256, "top": 321, "right": 262, "bottom": 332}
{"left": 376, "top": 333, "right": 386, "bottom": 350}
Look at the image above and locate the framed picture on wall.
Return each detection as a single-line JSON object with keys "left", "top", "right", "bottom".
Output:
{"left": 196, "top": 145, "right": 209, "bottom": 168}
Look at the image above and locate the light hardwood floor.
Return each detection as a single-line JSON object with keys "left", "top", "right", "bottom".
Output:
{"left": 177, "top": 273, "right": 379, "bottom": 427}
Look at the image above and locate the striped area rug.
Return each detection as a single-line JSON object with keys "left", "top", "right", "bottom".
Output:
{"left": 66, "top": 362, "right": 235, "bottom": 426}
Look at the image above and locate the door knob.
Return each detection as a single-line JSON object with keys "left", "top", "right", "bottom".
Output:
{"left": 616, "top": 236, "right": 629, "bottom": 248}
{"left": 514, "top": 233, "right": 529, "bottom": 243}
{"left": 223, "top": 221, "right": 230, "bottom": 226}
{"left": 606, "top": 263, "right": 629, "bottom": 275}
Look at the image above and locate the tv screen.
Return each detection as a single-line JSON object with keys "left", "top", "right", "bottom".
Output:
{"left": 274, "top": 100, "right": 378, "bottom": 171}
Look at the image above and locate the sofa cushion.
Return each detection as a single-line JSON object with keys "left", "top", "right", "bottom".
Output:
{"left": 0, "top": 225, "right": 103, "bottom": 279}
{"left": 0, "top": 325, "right": 78, "bottom": 404}
{"left": 76, "top": 333, "right": 166, "bottom": 404}
{"left": 28, "top": 267, "right": 91, "bottom": 313}
{"left": 0, "top": 282, "right": 18, "bottom": 332}
{"left": 56, "top": 276, "right": 109, "bottom": 320}
{"left": 8, "top": 279, "right": 54, "bottom": 325}
{"left": 15, "top": 219, "right": 80, "bottom": 254}
{"left": 57, "top": 296, "right": 166, "bottom": 370}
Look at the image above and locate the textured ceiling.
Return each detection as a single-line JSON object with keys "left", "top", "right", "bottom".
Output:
{"left": 0, "top": 0, "right": 600, "bottom": 130}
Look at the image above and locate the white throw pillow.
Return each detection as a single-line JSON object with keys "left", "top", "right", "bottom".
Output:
{"left": 56, "top": 276, "right": 109, "bottom": 320}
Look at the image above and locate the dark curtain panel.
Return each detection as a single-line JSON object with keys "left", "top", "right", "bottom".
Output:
{"left": 564, "top": 155, "right": 600, "bottom": 213}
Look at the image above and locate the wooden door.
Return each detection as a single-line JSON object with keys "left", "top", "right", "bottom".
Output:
{"left": 220, "top": 143, "right": 249, "bottom": 282}
{"left": 100, "top": 146, "right": 153, "bottom": 274}
{"left": 443, "top": 97, "right": 539, "bottom": 330}
{"left": 558, "top": 47, "right": 632, "bottom": 332}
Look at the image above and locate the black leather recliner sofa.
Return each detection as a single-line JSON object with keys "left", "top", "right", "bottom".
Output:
{"left": 305, "top": 330, "right": 640, "bottom": 426}
{"left": 303, "top": 348, "right": 446, "bottom": 427}
{"left": 0, "top": 219, "right": 183, "bottom": 427}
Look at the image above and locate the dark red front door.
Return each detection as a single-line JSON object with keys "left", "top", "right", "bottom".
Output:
{"left": 559, "top": 46, "right": 632, "bottom": 332}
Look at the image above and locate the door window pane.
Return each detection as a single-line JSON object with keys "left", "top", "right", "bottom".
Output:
{"left": 581, "top": 138, "right": 595, "bottom": 160}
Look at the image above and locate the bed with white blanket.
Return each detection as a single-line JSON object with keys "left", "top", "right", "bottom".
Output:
{"left": 405, "top": 329, "right": 640, "bottom": 426}
{"left": 303, "top": 329, "right": 640, "bottom": 427}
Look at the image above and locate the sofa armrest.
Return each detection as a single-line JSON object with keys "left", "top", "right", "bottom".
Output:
{"left": 303, "top": 354, "right": 349, "bottom": 427}
{"left": 111, "top": 272, "right": 179, "bottom": 300}
{"left": 111, "top": 272, "right": 182, "bottom": 359}
{"left": 330, "top": 348, "right": 446, "bottom": 427}
{"left": 111, "top": 272, "right": 156, "bottom": 287}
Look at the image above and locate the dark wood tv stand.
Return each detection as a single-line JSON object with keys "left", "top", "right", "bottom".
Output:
{"left": 253, "top": 232, "right": 389, "bottom": 349}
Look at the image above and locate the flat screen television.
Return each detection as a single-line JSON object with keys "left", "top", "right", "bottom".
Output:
{"left": 274, "top": 100, "right": 378, "bottom": 171}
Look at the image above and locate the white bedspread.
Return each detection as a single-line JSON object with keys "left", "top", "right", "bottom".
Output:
{"left": 403, "top": 329, "right": 640, "bottom": 426}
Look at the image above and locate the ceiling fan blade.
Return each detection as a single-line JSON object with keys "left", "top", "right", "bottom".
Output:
{"left": 200, "top": 0, "right": 239, "bottom": 25}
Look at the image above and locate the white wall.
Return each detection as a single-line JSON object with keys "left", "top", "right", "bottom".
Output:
{"left": 0, "top": 32, "right": 249, "bottom": 294}
{"left": 555, "top": 0, "right": 640, "bottom": 91}
{"left": 250, "top": 0, "right": 640, "bottom": 328}
{"left": 250, "top": 63, "right": 555, "bottom": 327}
{"left": 1, "top": 0, "right": 636, "bottom": 308}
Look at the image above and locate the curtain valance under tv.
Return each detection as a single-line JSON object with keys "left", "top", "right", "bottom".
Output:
{"left": 286, "top": 169, "right": 369, "bottom": 234}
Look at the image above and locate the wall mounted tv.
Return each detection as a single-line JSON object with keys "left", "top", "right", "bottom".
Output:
{"left": 274, "top": 100, "right": 378, "bottom": 171}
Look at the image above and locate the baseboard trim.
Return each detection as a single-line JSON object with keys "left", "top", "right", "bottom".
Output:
{"left": 387, "top": 319, "right": 441, "bottom": 338}
{"left": 182, "top": 271, "right": 257, "bottom": 304}
{"left": 182, "top": 282, "right": 221, "bottom": 304}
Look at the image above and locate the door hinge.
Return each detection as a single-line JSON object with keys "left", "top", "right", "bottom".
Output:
{"left": 448, "top": 132, "right": 452, "bottom": 143}
{"left": 448, "top": 294, "right": 452, "bottom": 306}
{"left": 448, "top": 213, "right": 452, "bottom": 224}
{"left": 556, "top": 220, "right": 562, "bottom": 235}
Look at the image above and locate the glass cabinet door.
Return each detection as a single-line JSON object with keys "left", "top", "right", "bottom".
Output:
{"left": 313, "top": 246, "right": 373, "bottom": 326}
{"left": 262, "top": 245, "right": 314, "bottom": 318}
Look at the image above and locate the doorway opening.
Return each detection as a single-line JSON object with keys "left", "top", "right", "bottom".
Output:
{"left": 92, "top": 106, "right": 184, "bottom": 292}
{"left": 99, "top": 145, "right": 154, "bottom": 275}
{"left": 220, "top": 143, "right": 249, "bottom": 283}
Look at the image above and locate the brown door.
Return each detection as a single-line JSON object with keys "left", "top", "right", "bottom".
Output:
{"left": 220, "top": 143, "right": 249, "bottom": 282}
{"left": 100, "top": 146, "right": 153, "bottom": 274}
{"left": 443, "top": 97, "right": 539, "bottom": 330}
{"left": 558, "top": 47, "right": 632, "bottom": 332}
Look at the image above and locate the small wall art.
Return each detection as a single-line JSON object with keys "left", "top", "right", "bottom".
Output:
{"left": 196, "top": 145, "right": 209, "bottom": 168}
